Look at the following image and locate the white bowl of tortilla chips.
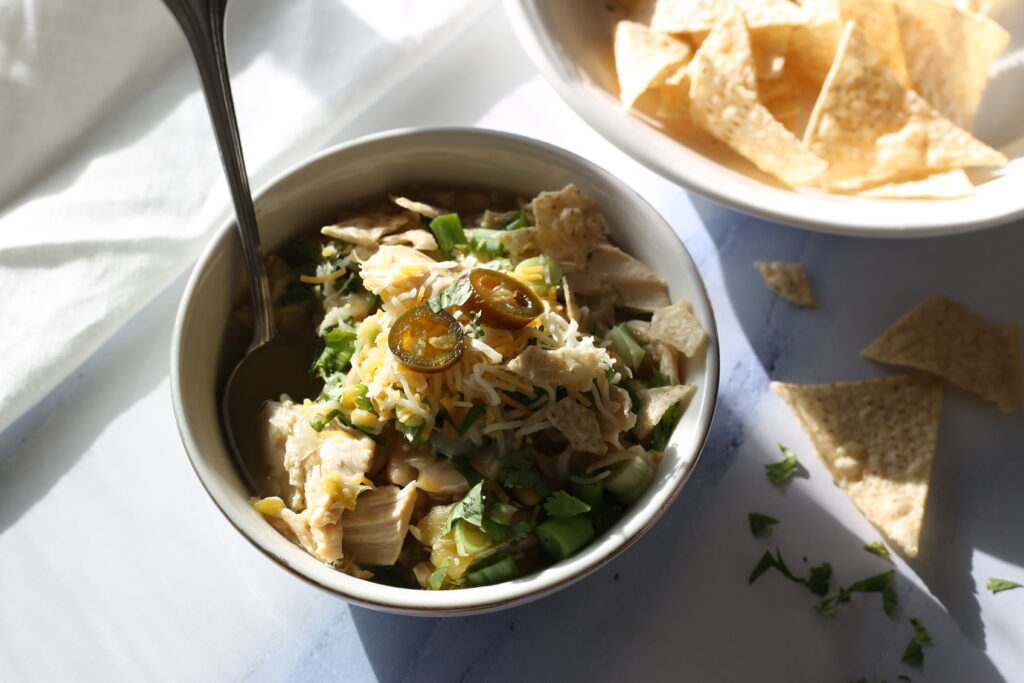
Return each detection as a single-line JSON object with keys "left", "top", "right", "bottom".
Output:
{"left": 505, "top": 0, "right": 1024, "bottom": 237}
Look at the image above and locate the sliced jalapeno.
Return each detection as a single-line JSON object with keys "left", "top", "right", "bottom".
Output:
{"left": 388, "top": 303, "right": 464, "bottom": 373}
{"left": 463, "top": 268, "right": 543, "bottom": 329}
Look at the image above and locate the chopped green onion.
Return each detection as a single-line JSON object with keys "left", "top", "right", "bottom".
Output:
{"left": 458, "top": 404, "right": 486, "bottom": 435}
{"left": 427, "top": 559, "right": 450, "bottom": 590}
{"left": 604, "top": 455, "right": 655, "bottom": 503}
{"left": 310, "top": 409, "right": 341, "bottom": 432}
{"left": 428, "top": 213, "right": 467, "bottom": 258}
{"left": 353, "top": 384, "right": 377, "bottom": 415}
{"left": 503, "top": 209, "right": 528, "bottom": 230}
{"left": 605, "top": 324, "right": 645, "bottom": 373}
{"left": 570, "top": 479, "right": 604, "bottom": 512}
{"left": 467, "top": 553, "right": 518, "bottom": 586}
{"left": 489, "top": 502, "right": 518, "bottom": 526}
{"left": 454, "top": 519, "right": 493, "bottom": 556}
{"left": 648, "top": 371, "right": 671, "bottom": 388}
{"left": 535, "top": 516, "right": 595, "bottom": 561}
{"left": 468, "top": 229, "right": 506, "bottom": 258}
{"left": 515, "top": 255, "right": 562, "bottom": 295}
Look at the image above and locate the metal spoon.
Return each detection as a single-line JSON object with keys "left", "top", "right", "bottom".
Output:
{"left": 163, "top": 0, "right": 320, "bottom": 495}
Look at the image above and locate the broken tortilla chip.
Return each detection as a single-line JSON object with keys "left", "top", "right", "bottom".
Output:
{"left": 838, "top": 0, "right": 911, "bottom": 86}
{"left": 530, "top": 184, "right": 609, "bottom": 273}
{"left": 754, "top": 261, "right": 817, "bottom": 306}
{"left": 803, "top": 22, "right": 1007, "bottom": 190}
{"left": 688, "top": 6, "right": 827, "bottom": 186}
{"left": 858, "top": 169, "right": 975, "bottom": 198}
{"left": 635, "top": 384, "right": 697, "bottom": 439}
{"left": 650, "top": 298, "right": 708, "bottom": 358}
{"left": 862, "top": 294, "right": 1024, "bottom": 413}
{"left": 614, "top": 20, "right": 693, "bottom": 108}
{"left": 894, "top": 0, "right": 1010, "bottom": 130}
{"left": 772, "top": 374, "right": 944, "bottom": 557}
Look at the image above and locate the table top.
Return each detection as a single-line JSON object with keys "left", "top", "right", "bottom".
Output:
{"left": 1, "top": 4, "right": 1022, "bottom": 681}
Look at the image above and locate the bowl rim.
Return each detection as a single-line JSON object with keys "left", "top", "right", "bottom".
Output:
{"left": 170, "top": 126, "right": 720, "bottom": 614}
{"left": 503, "top": 0, "right": 1024, "bottom": 239}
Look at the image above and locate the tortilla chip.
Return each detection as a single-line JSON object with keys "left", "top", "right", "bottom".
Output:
{"left": 530, "top": 185, "right": 609, "bottom": 273}
{"left": 492, "top": 226, "right": 539, "bottom": 262}
{"left": 862, "top": 294, "right": 1024, "bottom": 413}
{"left": 688, "top": 7, "right": 827, "bottom": 186}
{"left": 650, "top": 298, "right": 708, "bottom": 357}
{"left": 803, "top": 22, "right": 1007, "bottom": 190}
{"left": 754, "top": 261, "right": 817, "bottom": 306}
{"left": 785, "top": 0, "right": 842, "bottom": 88}
{"left": 614, "top": 20, "right": 694, "bottom": 107}
{"left": 858, "top": 169, "right": 975, "bottom": 198}
{"left": 321, "top": 212, "right": 414, "bottom": 247}
{"left": 656, "top": 80, "right": 692, "bottom": 119}
{"left": 634, "top": 384, "right": 697, "bottom": 439}
{"left": 772, "top": 374, "right": 944, "bottom": 557}
{"left": 894, "top": 0, "right": 1009, "bottom": 129}
{"left": 389, "top": 195, "right": 445, "bottom": 219}
{"left": 838, "top": 0, "right": 911, "bottom": 86}
{"left": 648, "top": 0, "right": 804, "bottom": 34}
{"left": 751, "top": 25, "right": 793, "bottom": 80}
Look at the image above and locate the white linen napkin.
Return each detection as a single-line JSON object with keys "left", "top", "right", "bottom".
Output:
{"left": 0, "top": 0, "right": 491, "bottom": 435}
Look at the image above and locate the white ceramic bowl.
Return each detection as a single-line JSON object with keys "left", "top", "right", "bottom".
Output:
{"left": 505, "top": 0, "right": 1024, "bottom": 237}
{"left": 171, "top": 128, "right": 719, "bottom": 615}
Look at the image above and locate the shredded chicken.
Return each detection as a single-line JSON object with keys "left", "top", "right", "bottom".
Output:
{"left": 342, "top": 482, "right": 418, "bottom": 566}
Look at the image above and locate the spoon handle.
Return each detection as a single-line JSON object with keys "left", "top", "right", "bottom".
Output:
{"left": 162, "top": 0, "right": 275, "bottom": 351}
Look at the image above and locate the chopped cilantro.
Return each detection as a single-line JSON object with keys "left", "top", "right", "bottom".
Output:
{"left": 648, "top": 371, "right": 672, "bottom": 388}
{"left": 544, "top": 491, "right": 592, "bottom": 518}
{"left": 500, "top": 447, "right": 552, "bottom": 497}
{"left": 427, "top": 277, "right": 473, "bottom": 313}
{"left": 817, "top": 570, "right": 897, "bottom": 618}
{"left": 427, "top": 559, "right": 450, "bottom": 590}
{"left": 901, "top": 639, "right": 924, "bottom": 668}
{"left": 748, "top": 548, "right": 831, "bottom": 596}
{"left": 310, "top": 409, "right": 341, "bottom": 432}
{"left": 353, "top": 384, "right": 377, "bottom": 415}
{"left": 465, "top": 310, "right": 484, "bottom": 339}
{"left": 443, "top": 481, "right": 486, "bottom": 535}
{"left": 399, "top": 420, "right": 426, "bottom": 446}
{"left": 909, "top": 617, "right": 931, "bottom": 643}
{"left": 314, "top": 328, "right": 357, "bottom": 378}
{"left": 806, "top": 563, "right": 833, "bottom": 596}
{"left": 449, "top": 454, "right": 485, "bottom": 487}
{"left": 986, "top": 577, "right": 1022, "bottom": 594}
{"left": 651, "top": 401, "right": 682, "bottom": 451}
{"left": 864, "top": 541, "right": 892, "bottom": 561}
{"left": 765, "top": 444, "right": 800, "bottom": 484}
{"left": 278, "top": 281, "right": 317, "bottom": 307}
{"left": 748, "top": 512, "right": 779, "bottom": 537}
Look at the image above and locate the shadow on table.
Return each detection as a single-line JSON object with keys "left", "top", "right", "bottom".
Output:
{"left": 691, "top": 194, "right": 1024, "bottom": 650}
{"left": 347, "top": 391, "right": 1005, "bottom": 683}
{"left": 0, "top": 272, "right": 188, "bottom": 534}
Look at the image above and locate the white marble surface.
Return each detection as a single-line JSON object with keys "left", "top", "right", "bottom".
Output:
{"left": 2, "top": 4, "right": 1022, "bottom": 681}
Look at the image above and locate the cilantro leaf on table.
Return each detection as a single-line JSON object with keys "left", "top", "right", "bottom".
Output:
{"left": 909, "top": 617, "right": 931, "bottom": 643}
{"left": 426, "top": 276, "right": 473, "bottom": 313}
{"left": 765, "top": 444, "right": 800, "bottom": 483}
{"left": 986, "top": 577, "right": 1022, "bottom": 594}
{"left": 748, "top": 512, "right": 779, "bottom": 537}
{"left": 816, "top": 570, "right": 897, "bottom": 618}
{"left": 901, "top": 639, "right": 924, "bottom": 668}
{"left": 544, "top": 491, "right": 592, "bottom": 518}
{"left": 864, "top": 541, "right": 892, "bottom": 561}
{"left": 748, "top": 548, "right": 829, "bottom": 596}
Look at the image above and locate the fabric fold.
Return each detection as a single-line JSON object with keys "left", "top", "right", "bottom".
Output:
{"left": 0, "top": 0, "right": 492, "bottom": 436}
